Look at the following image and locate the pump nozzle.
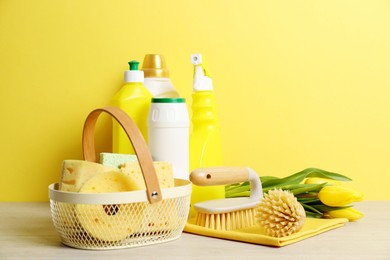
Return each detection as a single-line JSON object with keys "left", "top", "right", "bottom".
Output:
{"left": 191, "top": 54, "right": 213, "bottom": 91}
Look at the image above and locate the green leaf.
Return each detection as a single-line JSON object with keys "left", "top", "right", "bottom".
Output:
{"left": 297, "top": 197, "right": 321, "bottom": 204}
{"left": 225, "top": 181, "right": 250, "bottom": 192}
{"left": 290, "top": 183, "right": 327, "bottom": 195}
{"left": 225, "top": 191, "right": 251, "bottom": 198}
{"left": 225, "top": 185, "right": 252, "bottom": 198}
{"left": 262, "top": 183, "right": 307, "bottom": 193}
{"left": 266, "top": 168, "right": 350, "bottom": 191}
{"left": 305, "top": 211, "right": 323, "bottom": 218}
{"left": 224, "top": 167, "right": 351, "bottom": 200}
{"left": 310, "top": 204, "right": 351, "bottom": 212}
{"left": 301, "top": 203, "right": 323, "bottom": 215}
{"left": 261, "top": 183, "right": 325, "bottom": 195}
{"left": 302, "top": 168, "right": 352, "bottom": 181}
{"left": 260, "top": 176, "right": 280, "bottom": 183}
{"left": 261, "top": 168, "right": 351, "bottom": 188}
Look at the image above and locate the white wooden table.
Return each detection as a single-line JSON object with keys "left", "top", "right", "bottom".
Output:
{"left": 0, "top": 201, "right": 389, "bottom": 260}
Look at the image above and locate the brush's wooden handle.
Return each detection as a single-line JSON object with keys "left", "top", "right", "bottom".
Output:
{"left": 190, "top": 167, "right": 249, "bottom": 186}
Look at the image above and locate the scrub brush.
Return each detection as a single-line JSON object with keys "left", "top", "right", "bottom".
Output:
{"left": 190, "top": 167, "right": 263, "bottom": 231}
{"left": 255, "top": 189, "right": 306, "bottom": 237}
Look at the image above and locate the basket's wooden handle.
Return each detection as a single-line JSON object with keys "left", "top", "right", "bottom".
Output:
{"left": 190, "top": 167, "right": 249, "bottom": 186}
{"left": 82, "top": 106, "right": 162, "bottom": 204}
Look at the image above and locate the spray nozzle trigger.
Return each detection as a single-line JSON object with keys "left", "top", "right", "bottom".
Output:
{"left": 191, "top": 54, "right": 213, "bottom": 91}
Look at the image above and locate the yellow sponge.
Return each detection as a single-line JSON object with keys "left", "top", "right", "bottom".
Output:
{"left": 58, "top": 160, "right": 120, "bottom": 236}
{"left": 60, "top": 160, "right": 117, "bottom": 192}
{"left": 119, "top": 161, "right": 178, "bottom": 233}
{"left": 75, "top": 171, "right": 144, "bottom": 242}
{"left": 119, "top": 161, "right": 175, "bottom": 189}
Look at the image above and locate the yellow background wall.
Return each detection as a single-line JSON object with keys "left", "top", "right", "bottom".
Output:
{"left": 1, "top": 0, "right": 389, "bottom": 201}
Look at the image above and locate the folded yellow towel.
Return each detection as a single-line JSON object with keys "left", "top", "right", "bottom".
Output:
{"left": 184, "top": 217, "right": 348, "bottom": 247}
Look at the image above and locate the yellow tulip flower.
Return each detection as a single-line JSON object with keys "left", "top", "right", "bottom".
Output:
{"left": 325, "top": 207, "right": 364, "bottom": 221}
{"left": 304, "top": 177, "right": 342, "bottom": 186}
{"left": 318, "top": 185, "right": 363, "bottom": 207}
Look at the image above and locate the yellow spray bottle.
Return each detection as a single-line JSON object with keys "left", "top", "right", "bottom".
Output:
{"left": 189, "top": 54, "right": 225, "bottom": 217}
{"left": 111, "top": 60, "right": 152, "bottom": 154}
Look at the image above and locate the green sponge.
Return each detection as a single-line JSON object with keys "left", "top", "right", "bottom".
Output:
{"left": 99, "top": 153, "right": 137, "bottom": 169}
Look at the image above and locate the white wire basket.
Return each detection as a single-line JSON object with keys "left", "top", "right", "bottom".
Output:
{"left": 48, "top": 107, "right": 192, "bottom": 250}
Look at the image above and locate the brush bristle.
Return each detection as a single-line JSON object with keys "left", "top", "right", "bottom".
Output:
{"left": 255, "top": 189, "right": 306, "bottom": 237}
{"left": 195, "top": 208, "right": 256, "bottom": 231}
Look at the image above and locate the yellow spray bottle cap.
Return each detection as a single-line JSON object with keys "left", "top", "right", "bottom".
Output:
{"left": 142, "top": 54, "right": 170, "bottom": 78}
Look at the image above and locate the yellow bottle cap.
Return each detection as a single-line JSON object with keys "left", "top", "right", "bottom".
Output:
{"left": 142, "top": 54, "right": 169, "bottom": 78}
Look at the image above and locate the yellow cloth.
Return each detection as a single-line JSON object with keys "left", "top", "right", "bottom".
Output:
{"left": 184, "top": 217, "right": 348, "bottom": 247}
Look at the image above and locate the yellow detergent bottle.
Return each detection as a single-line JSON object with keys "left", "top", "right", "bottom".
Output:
{"left": 111, "top": 60, "right": 152, "bottom": 154}
{"left": 189, "top": 54, "right": 225, "bottom": 218}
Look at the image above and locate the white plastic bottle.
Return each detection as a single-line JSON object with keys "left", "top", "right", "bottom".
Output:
{"left": 147, "top": 97, "right": 190, "bottom": 180}
{"left": 141, "top": 54, "right": 180, "bottom": 98}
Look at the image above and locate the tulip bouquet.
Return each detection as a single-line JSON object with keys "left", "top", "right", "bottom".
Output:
{"left": 225, "top": 168, "right": 364, "bottom": 221}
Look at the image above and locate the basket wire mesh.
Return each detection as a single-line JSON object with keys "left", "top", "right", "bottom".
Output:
{"left": 50, "top": 188, "right": 190, "bottom": 249}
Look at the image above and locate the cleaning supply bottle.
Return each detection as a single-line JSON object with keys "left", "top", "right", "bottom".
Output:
{"left": 111, "top": 60, "right": 152, "bottom": 154}
{"left": 141, "top": 54, "right": 180, "bottom": 98}
{"left": 148, "top": 97, "right": 190, "bottom": 180}
{"left": 189, "top": 53, "right": 224, "bottom": 217}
